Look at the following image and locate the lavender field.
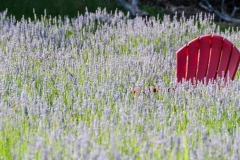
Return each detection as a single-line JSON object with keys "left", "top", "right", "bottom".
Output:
{"left": 0, "top": 8, "right": 240, "bottom": 159}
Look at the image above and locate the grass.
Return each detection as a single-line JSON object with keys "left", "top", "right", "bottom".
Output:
{"left": 215, "top": 21, "right": 240, "bottom": 33}
{"left": 0, "top": 8, "right": 240, "bottom": 159}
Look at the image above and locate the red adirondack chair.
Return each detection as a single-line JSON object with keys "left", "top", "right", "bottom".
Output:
{"left": 133, "top": 34, "right": 240, "bottom": 94}
{"left": 177, "top": 34, "right": 240, "bottom": 84}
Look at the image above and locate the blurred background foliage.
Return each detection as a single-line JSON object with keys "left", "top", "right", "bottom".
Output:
{"left": 0, "top": 0, "right": 125, "bottom": 20}
{"left": 0, "top": 0, "right": 239, "bottom": 30}
{"left": 0, "top": 0, "right": 164, "bottom": 20}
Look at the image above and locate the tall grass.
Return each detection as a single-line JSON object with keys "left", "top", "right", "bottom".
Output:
{"left": 0, "top": 9, "right": 240, "bottom": 159}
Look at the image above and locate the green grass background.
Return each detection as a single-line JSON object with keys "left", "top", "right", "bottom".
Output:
{"left": 0, "top": 0, "right": 236, "bottom": 32}
{"left": 0, "top": 0, "right": 128, "bottom": 20}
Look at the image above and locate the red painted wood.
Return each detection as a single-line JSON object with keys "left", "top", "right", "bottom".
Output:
{"left": 206, "top": 35, "right": 223, "bottom": 83}
{"left": 177, "top": 34, "right": 240, "bottom": 84}
{"left": 176, "top": 45, "right": 187, "bottom": 83}
{"left": 132, "top": 34, "right": 240, "bottom": 94}
{"left": 196, "top": 35, "right": 212, "bottom": 82}
{"left": 225, "top": 46, "right": 240, "bottom": 80}
{"left": 176, "top": 34, "right": 240, "bottom": 84}
{"left": 217, "top": 39, "right": 232, "bottom": 78}
{"left": 186, "top": 38, "right": 199, "bottom": 83}
{"left": 152, "top": 88, "right": 158, "bottom": 92}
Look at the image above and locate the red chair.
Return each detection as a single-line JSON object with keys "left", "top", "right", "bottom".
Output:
{"left": 177, "top": 34, "right": 240, "bottom": 84}
{"left": 133, "top": 34, "right": 240, "bottom": 94}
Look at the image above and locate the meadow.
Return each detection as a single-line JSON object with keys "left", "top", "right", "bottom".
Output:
{"left": 0, "top": 8, "right": 240, "bottom": 159}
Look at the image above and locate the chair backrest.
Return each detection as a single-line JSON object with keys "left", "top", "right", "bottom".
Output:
{"left": 176, "top": 34, "right": 240, "bottom": 84}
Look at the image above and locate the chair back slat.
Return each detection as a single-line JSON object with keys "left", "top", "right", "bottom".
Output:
{"left": 226, "top": 46, "right": 240, "bottom": 80}
{"left": 217, "top": 39, "right": 232, "bottom": 78}
{"left": 196, "top": 35, "right": 211, "bottom": 82}
{"left": 176, "top": 45, "right": 187, "bottom": 83}
{"left": 186, "top": 38, "right": 199, "bottom": 83}
{"left": 206, "top": 35, "right": 223, "bottom": 82}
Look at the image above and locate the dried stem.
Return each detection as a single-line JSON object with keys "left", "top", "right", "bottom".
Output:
{"left": 199, "top": 0, "right": 240, "bottom": 24}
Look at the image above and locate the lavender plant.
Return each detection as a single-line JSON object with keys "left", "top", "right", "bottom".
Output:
{"left": 0, "top": 8, "right": 240, "bottom": 160}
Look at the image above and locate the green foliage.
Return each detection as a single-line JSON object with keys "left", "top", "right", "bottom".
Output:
{"left": 140, "top": 4, "right": 164, "bottom": 19}
{"left": 0, "top": 0, "right": 125, "bottom": 20}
